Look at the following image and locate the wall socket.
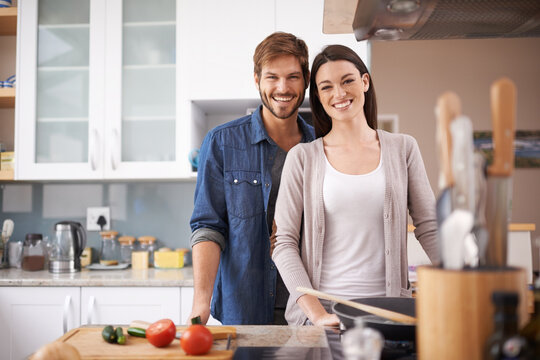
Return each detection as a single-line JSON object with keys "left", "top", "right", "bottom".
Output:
{"left": 87, "top": 207, "right": 111, "bottom": 231}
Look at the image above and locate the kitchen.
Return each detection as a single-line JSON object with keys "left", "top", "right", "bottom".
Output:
{"left": 0, "top": 0, "right": 539, "bottom": 359}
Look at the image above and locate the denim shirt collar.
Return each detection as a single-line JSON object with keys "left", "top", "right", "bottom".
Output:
{"left": 250, "top": 105, "right": 315, "bottom": 145}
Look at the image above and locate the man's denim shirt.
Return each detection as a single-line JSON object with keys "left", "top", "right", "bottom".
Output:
{"left": 190, "top": 106, "right": 315, "bottom": 325}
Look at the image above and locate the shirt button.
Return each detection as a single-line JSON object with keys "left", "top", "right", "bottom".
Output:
{"left": 270, "top": 292, "right": 274, "bottom": 296}
{"left": 233, "top": 179, "right": 238, "bottom": 184}
{"left": 384, "top": 213, "right": 388, "bottom": 219}
{"left": 253, "top": 179, "right": 258, "bottom": 184}
{"left": 265, "top": 183, "right": 269, "bottom": 187}
{"left": 387, "top": 281, "right": 391, "bottom": 287}
{"left": 386, "top": 249, "right": 390, "bottom": 255}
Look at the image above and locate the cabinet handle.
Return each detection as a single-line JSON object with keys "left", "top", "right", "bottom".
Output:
{"left": 111, "top": 129, "right": 120, "bottom": 171}
{"left": 87, "top": 295, "right": 95, "bottom": 325}
{"left": 63, "top": 295, "right": 71, "bottom": 334}
{"left": 91, "top": 129, "right": 100, "bottom": 171}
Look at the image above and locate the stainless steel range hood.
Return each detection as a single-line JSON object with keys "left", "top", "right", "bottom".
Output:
{"left": 323, "top": 0, "right": 540, "bottom": 40}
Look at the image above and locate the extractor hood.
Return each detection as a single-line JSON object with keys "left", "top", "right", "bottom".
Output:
{"left": 323, "top": 0, "right": 540, "bottom": 40}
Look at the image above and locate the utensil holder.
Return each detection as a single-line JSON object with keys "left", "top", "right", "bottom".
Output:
{"left": 416, "top": 266, "right": 528, "bottom": 360}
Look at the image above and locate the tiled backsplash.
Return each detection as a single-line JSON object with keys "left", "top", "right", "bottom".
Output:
{"left": 0, "top": 181, "right": 196, "bottom": 255}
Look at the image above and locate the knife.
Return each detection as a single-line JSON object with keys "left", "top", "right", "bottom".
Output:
{"left": 485, "top": 77, "right": 516, "bottom": 267}
{"left": 435, "top": 92, "right": 461, "bottom": 267}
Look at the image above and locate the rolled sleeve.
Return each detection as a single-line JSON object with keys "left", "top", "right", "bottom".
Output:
{"left": 190, "top": 227, "right": 226, "bottom": 251}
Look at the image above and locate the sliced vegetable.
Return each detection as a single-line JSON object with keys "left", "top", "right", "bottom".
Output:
{"left": 102, "top": 325, "right": 117, "bottom": 343}
{"left": 180, "top": 324, "right": 213, "bottom": 355}
{"left": 116, "top": 327, "right": 126, "bottom": 345}
{"left": 127, "top": 327, "right": 147, "bottom": 338}
{"left": 146, "top": 319, "right": 176, "bottom": 348}
{"left": 191, "top": 316, "right": 202, "bottom": 325}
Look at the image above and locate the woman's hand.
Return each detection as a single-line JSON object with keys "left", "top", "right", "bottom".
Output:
{"left": 313, "top": 313, "right": 340, "bottom": 327}
{"left": 297, "top": 293, "right": 340, "bottom": 327}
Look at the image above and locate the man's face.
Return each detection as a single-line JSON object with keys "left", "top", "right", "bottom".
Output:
{"left": 255, "top": 55, "right": 306, "bottom": 121}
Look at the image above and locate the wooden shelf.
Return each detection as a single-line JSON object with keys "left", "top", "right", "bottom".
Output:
{"left": 0, "top": 7, "right": 17, "bottom": 35}
{"left": 0, "top": 169, "right": 14, "bottom": 181}
{"left": 0, "top": 87, "right": 15, "bottom": 108}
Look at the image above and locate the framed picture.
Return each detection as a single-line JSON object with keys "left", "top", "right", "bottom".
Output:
{"left": 473, "top": 130, "right": 540, "bottom": 168}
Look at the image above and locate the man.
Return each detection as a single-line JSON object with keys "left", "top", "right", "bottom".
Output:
{"left": 188, "top": 32, "right": 315, "bottom": 325}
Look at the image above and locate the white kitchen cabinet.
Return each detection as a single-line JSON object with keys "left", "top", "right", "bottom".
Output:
{"left": 16, "top": 0, "right": 190, "bottom": 180}
{"left": 0, "top": 287, "right": 80, "bottom": 360}
{"left": 178, "top": 0, "right": 275, "bottom": 101}
{"left": 81, "top": 287, "right": 181, "bottom": 325}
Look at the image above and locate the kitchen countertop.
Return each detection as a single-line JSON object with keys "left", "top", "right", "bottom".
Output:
{"left": 0, "top": 266, "right": 194, "bottom": 287}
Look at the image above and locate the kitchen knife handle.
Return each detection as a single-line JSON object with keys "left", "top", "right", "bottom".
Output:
{"left": 436, "top": 91, "right": 461, "bottom": 189}
{"left": 63, "top": 295, "right": 71, "bottom": 334}
{"left": 87, "top": 295, "right": 95, "bottom": 325}
{"left": 488, "top": 77, "right": 516, "bottom": 177}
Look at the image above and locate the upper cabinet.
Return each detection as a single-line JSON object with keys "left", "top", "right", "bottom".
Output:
{"left": 16, "top": 0, "right": 190, "bottom": 180}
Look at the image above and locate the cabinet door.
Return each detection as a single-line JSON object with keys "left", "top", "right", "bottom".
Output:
{"left": 103, "top": 0, "right": 189, "bottom": 179}
{"left": 0, "top": 287, "right": 80, "bottom": 360}
{"left": 16, "top": 0, "right": 106, "bottom": 180}
{"left": 275, "top": 0, "right": 369, "bottom": 66}
{"left": 179, "top": 0, "right": 276, "bottom": 101}
{"left": 81, "top": 287, "right": 180, "bottom": 325}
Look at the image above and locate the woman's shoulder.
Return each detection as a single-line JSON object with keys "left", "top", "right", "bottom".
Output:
{"left": 288, "top": 138, "right": 323, "bottom": 157}
{"left": 378, "top": 130, "right": 418, "bottom": 149}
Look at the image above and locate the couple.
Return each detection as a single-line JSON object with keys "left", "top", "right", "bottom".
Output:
{"left": 189, "top": 32, "right": 439, "bottom": 326}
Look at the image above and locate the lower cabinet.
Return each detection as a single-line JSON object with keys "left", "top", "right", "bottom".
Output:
{"left": 0, "top": 286, "right": 214, "bottom": 360}
{"left": 81, "top": 287, "right": 181, "bottom": 326}
{"left": 0, "top": 287, "right": 81, "bottom": 360}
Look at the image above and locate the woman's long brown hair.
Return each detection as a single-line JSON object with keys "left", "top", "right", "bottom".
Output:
{"left": 309, "top": 45, "right": 378, "bottom": 138}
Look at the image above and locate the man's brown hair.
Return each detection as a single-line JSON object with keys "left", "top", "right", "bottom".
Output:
{"left": 253, "top": 32, "right": 309, "bottom": 89}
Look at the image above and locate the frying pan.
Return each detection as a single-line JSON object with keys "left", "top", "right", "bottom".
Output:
{"left": 332, "top": 297, "right": 416, "bottom": 342}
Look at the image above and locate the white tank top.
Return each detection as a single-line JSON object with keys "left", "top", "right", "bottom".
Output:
{"left": 319, "top": 152, "right": 386, "bottom": 298}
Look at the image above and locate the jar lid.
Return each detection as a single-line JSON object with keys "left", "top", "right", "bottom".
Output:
{"left": 100, "top": 230, "right": 118, "bottom": 239}
{"left": 25, "top": 233, "right": 43, "bottom": 242}
{"left": 138, "top": 236, "right": 156, "bottom": 244}
{"left": 118, "top": 236, "right": 135, "bottom": 245}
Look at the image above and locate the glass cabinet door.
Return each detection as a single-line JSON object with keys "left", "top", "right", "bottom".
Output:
{"left": 121, "top": 0, "right": 176, "bottom": 163}
{"left": 35, "top": 0, "right": 91, "bottom": 163}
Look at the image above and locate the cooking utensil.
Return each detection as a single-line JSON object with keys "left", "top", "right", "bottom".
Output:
{"left": 435, "top": 92, "right": 461, "bottom": 266}
{"left": 1, "top": 219, "right": 14, "bottom": 268}
{"left": 296, "top": 287, "right": 416, "bottom": 325}
{"left": 332, "top": 297, "right": 416, "bottom": 341}
{"left": 472, "top": 152, "right": 489, "bottom": 265}
{"left": 485, "top": 78, "right": 516, "bottom": 266}
{"left": 449, "top": 115, "right": 476, "bottom": 267}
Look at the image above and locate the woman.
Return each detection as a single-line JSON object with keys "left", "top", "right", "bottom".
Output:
{"left": 272, "top": 45, "right": 440, "bottom": 326}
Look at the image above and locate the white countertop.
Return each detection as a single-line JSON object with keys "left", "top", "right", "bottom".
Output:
{"left": 0, "top": 266, "right": 194, "bottom": 287}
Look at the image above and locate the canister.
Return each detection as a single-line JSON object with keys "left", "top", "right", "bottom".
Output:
{"left": 131, "top": 251, "right": 149, "bottom": 269}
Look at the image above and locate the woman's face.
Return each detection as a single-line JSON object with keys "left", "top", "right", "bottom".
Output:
{"left": 314, "top": 60, "right": 369, "bottom": 123}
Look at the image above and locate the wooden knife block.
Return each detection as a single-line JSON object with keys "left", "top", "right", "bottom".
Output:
{"left": 416, "top": 266, "right": 528, "bottom": 360}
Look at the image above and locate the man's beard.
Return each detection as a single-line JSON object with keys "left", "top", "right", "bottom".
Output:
{"left": 259, "top": 90, "right": 305, "bottom": 120}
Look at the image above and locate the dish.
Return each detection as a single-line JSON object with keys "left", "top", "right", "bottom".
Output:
{"left": 86, "top": 263, "right": 130, "bottom": 270}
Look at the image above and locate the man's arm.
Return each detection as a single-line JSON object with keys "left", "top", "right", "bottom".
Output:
{"left": 188, "top": 240, "right": 221, "bottom": 325}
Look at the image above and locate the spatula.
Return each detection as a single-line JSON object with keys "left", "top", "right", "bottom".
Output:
{"left": 296, "top": 287, "right": 417, "bottom": 325}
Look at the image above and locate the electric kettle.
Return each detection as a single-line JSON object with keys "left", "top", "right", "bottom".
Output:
{"left": 49, "top": 221, "right": 86, "bottom": 273}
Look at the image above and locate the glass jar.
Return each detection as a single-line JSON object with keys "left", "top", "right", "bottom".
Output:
{"left": 118, "top": 236, "right": 135, "bottom": 265}
{"left": 22, "top": 233, "right": 46, "bottom": 271}
{"left": 99, "top": 231, "right": 119, "bottom": 265}
{"left": 137, "top": 236, "right": 157, "bottom": 266}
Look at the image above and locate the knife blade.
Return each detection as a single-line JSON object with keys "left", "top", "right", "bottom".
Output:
{"left": 485, "top": 77, "right": 516, "bottom": 267}
{"left": 435, "top": 91, "right": 461, "bottom": 267}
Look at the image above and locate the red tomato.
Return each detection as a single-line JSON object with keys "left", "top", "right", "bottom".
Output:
{"left": 180, "top": 324, "right": 213, "bottom": 355}
{"left": 146, "top": 319, "right": 176, "bottom": 347}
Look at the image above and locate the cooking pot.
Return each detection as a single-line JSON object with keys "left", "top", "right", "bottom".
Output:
{"left": 332, "top": 297, "right": 416, "bottom": 342}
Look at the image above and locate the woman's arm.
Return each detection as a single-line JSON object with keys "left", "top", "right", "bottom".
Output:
{"left": 406, "top": 136, "right": 441, "bottom": 265}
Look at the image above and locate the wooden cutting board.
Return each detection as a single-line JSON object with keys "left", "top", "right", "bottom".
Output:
{"left": 57, "top": 326, "right": 236, "bottom": 359}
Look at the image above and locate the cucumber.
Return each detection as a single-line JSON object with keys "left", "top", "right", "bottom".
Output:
{"left": 127, "top": 327, "right": 146, "bottom": 338}
{"left": 191, "top": 316, "right": 202, "bottom": 325}
{"left": 102, "top": 325, "right": 117, "bottom": 343}
{"left": 116, "top": 327, "right": 126, "bottom": 345}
